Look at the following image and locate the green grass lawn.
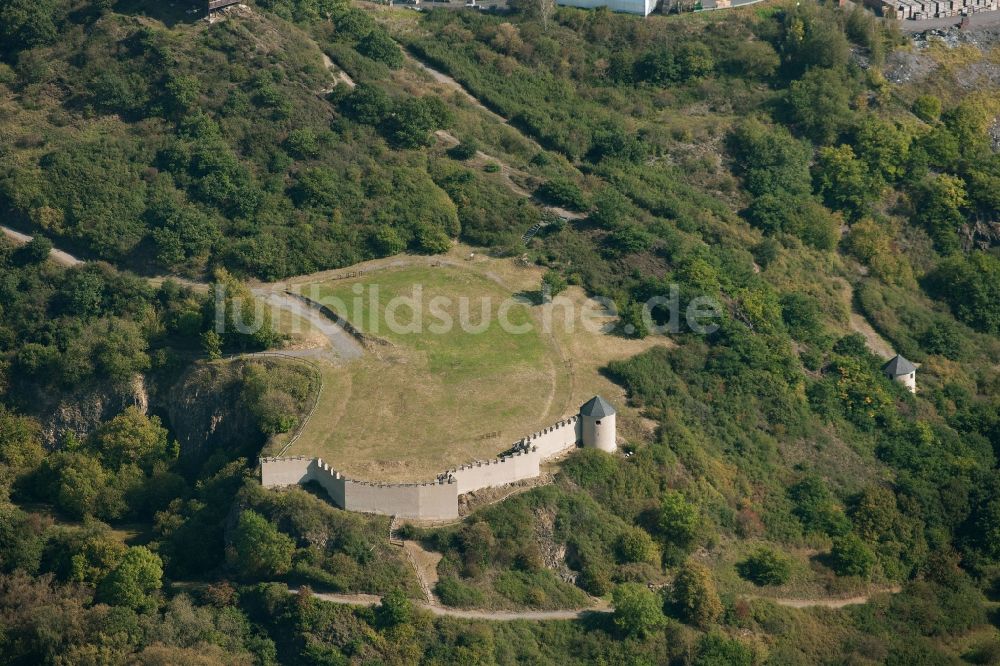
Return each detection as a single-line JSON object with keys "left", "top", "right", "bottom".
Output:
{"left": 318, "top": 266, "right": 544, "bottom": 378}
{"left": 286, "top": 265, "right": 566, "bottom": 482}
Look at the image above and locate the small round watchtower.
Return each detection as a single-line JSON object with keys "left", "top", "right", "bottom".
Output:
{"left": 580, "top": 396, "right": 617, "bottom": 453}
{"left": 882, "top": 354, "right": 917, "bottom": 393}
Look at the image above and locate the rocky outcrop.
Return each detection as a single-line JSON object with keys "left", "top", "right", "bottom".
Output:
{"left": 164, "top": 361, "right": 261, "bottom": 463}
{"left": 40, "top": 374, "right": 149, "bottom": 448}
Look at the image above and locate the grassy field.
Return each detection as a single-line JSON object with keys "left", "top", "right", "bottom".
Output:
{"left": 285, "top": 261, "right": 561, "bottom": 481}
{"left": 287, "top": 248, "right": 668, "bottom": 481}
{"left": 280, "top": 249, "right": 665, "bottom": 482}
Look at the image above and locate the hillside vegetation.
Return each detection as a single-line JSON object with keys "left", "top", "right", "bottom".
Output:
{"left": 0, "top": 0, "right": 998, "bottom": 663}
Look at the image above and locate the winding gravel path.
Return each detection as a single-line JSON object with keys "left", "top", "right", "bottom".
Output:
{"left": 0, "top": 225, "right": 361, "bottom": 364}
{"left": 408, "top": 55, "right": 506, "bottom": 123}
{"left": 838, "top": 278, "right": 896, "bottom": 360}
{"left": 289, "top": 587, "right": 609, "bottom": 621}
{"left": 291, "top": 584, "right": 897, "bottom": 620}
{"left": 1, "top": 225, "right": 83, "bottom": 267}
{"left": 251, "top": 287, "right": 364, "bottom": 361}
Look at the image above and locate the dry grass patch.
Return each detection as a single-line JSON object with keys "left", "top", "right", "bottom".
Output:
{"left": 281, "top": 249, "right": 674, "bottom": 480}
{"left": 285, "top": 260, "right": 562, "bottom": 481}
{"left": 281, "top": 250, "right": 672, "bottom": 480}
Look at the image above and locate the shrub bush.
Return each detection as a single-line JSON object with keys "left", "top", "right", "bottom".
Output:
{"left": 736, "top": 548, "right": 791, "bottom": 586}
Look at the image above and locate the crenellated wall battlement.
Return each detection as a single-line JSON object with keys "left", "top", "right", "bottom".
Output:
{"left": 261, "top": 402, "right": 607, "bottom": 520}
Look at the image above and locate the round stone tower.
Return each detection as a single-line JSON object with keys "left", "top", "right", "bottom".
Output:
{"left": 882, "top": 354, "right": 917, "bottom": 394}
{"left": 580, "top": 396, "right": 617, "bottom": 453}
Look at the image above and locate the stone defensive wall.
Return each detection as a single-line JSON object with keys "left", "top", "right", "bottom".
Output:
{"left": 522, "top": 415, "right": 582, "bottom": 459}
{"left": 260, "top": 415, "right": 583, "bottom": 520}
{"left": 259, "top": 456, "right": 459, "bottom": 520}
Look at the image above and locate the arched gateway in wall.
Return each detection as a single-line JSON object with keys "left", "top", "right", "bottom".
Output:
{"left": 260, "top": 396, "right": 618, "bottom": 520}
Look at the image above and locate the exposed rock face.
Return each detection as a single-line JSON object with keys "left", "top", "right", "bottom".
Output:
{"left": 41, "top": 374, "right": 149, "bottom": 448}
{"left": 164, "top": 361, "right": 261, "bottom": 463}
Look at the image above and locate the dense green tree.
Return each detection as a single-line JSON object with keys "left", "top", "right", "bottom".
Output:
{"left": 634, "top": 48, "right": 680, "bottom": 85}
{"left": 148, "top": 191, "right": 219, "bottom": 266}
{"left": 0, "top": 0, "right": 61, "bottom": 60}
{"left": 744, "top": 194, "right": 839, "bottom": 250}
{"left": 91, "top": 407, "right": 173, "bottom": 472}
{"left": 854, "top": 116, "right": 911, "bottom": 183}
{"left": 943, "top": 100, "right": 990, "bottom": 159}
{"left": 672, "top": 560, "right": 723, "bottom": 628}
{"left": 787, "top": 67, "right": 854, "bottom": 144}
{"left": 925, "top": 252, "right": 1000, "bottom": 334}
{"left": 728, "top": 119, "right": 812, "bottom": 197}
{"left": 91, "top": 69, "right": 149, "bottom": 116}
{"left": 384, "top": 97, "right": 441, "bottom": 149}
{"left": 16, "top": 237, "right": 53, "bottom": 265}
{"left": 965, "top": 160, "right": 1000, "bottom": 219}
{"left": 814, "top": 144, "right": 879, "bottom": 220}
{"left": 659, "top": 490, "right": 700, "bottom": 552}
{"left": 96, "top": 546, "right": 163, "bottom": 611}
{"left": 284, "top": 128, "right": 322, "bottom": 159}
{"left": 830, "top": 533, "right": 876, "bottom": 578}
{"left": 920, "top": 319, "right": 964, "bottom": 360}
{"left": 448, "top": 140, "right": 479, "bottom": 160}
{"left": 209, "top": 273, "right": 280, "bottom": 351}
{"left": 590, "top": 187, "right": 632, "bottom": 227}
{"left": 66, "top": 529, "right": 128, "bottom": 585}
{"left": 228, "top": 510, "right": 295, "bottom": 578}
{"left": 727, "top": 39, "right": 780, "bottom": 78}
{"left": 919, "top": 125, "right": 961, "bottom": 170}
{"left": 93, "top": 319, "right": 151, "bottom": 385}
{"left": 201, "top": 330, "right": 223, "bottom": 360}
{"left": 341, "top": 83, "right": 391, "bottom": 125}
{"left": 0, "top": 506, "right": 44, "bottom": 574}
{"left": 377, "top": 588, "right": 411, "bottom": 628}
{"left": 615, "top": 526, "right": 657, "bottom": 564}
{"left": 609, "top": 224, "right": 652, "bottom": 255}
{"left": 357, "top": 30, "right": 404, "bottom": 69}
{"left": 164, "top": 74, "right": 200, "bottom": 118}
{"left": 695, "top": 633, "right": 755, "bottom": 666}
{"left": 780, "top": 292, "right": 822, "bottom": 342}
{"left": 536, "top": 178, "right": 587, "bottom": 211}
{"left": 0, "top": 406, "right": 44, "bottom": 472}
{"left": 370, "top": 226, "right": 407, "bottom": 256}
{"left": 541, "top": 270, "right": 568, "bottom": 298}
{"left": 35, "top": 452, "right": 122, "bottom": 520}
{"left": 850, "top": 485, "right": 901, "bottom": 542}
{"left": 789, "top": 476, "right": 851, "bottom": 535}
{"left": 589, "top": 124, "right": 647, "bottom": 163}
{"left": 415, "top": 224, "right": 452, "bottom": 254}
{"left": 913, "top": 95, "right": 942, "bottom": 123}
{"left": 612, "top": 583, "right": 665, "bottom": 637}
{"left": 844, "top": 218, "right": 912, "bottom": 285}
{"left": 913, "top": 174, "right": 968, "bottom": 254}
{"left": 677, "top": 42, "right": 716, "bottom": 80}
{"left": 778, "top": 5, "right": 851, "bottom": 75}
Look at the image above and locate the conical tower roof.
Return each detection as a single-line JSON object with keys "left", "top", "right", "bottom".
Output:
{"left": 882, "top": 354, "right": 916, "bottom": 376}
{"left": 580, "top": 396, "right": 616, "bottom": 418}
